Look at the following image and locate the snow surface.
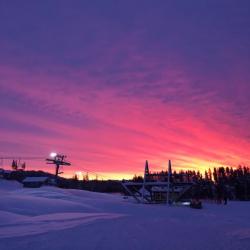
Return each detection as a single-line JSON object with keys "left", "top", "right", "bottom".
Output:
{"left": 0, "top": 179, "right": 250, "bottom": 250}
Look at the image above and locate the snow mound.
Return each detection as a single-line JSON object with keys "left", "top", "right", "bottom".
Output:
{"left": 0, "top": 179, "right": 22, "bottom": 191}
{"left": 0, "top": 179, "right": 126, "bottom": 239}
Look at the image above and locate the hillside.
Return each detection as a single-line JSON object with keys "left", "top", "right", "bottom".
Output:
{"left": 0, "top": 179, "right": 250, "bottom": 250}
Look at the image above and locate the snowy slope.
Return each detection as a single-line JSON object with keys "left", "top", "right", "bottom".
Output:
{"left": 0, "top": 179, "right": 250, "bottom": 250}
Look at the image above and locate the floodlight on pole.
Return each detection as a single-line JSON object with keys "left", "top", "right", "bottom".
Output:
{"left": 50, "top": 152, "right": 57, "bottom": 158}
{"left": 46, "top": 153, "right": 71, "bottom": 179}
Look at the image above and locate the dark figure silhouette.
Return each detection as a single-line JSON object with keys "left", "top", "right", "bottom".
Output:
{"left": 216, "top": 184, "right": 223, "bottom": 204}
{"left": 223, "top": 186, "right": 228, "bottom": 205}
{"left": 190, "top": 184, "right": 202, "bottom": 209}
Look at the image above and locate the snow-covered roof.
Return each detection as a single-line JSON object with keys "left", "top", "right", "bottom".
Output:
{"left": 22, "top": 177, "right": 49, "bottom": 183}
{"left": 151, "top": 186, "right": 186, "bottom": 192}
{"left": 151, "top": 186, "right": 168, "bottom": 192}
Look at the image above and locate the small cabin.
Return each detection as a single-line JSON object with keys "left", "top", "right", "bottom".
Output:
{"left": 22, "top": 176, "right": 49, "bottom": 188}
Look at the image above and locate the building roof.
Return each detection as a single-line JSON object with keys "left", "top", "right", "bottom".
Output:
{"left": 22, "top": 177, "right": 49, "bottom": 183}
{"left": 151, "top": 186, "right": 168, "bottom": 192}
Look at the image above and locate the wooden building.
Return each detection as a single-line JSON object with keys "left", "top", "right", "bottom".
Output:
{"left": 22, "top": 176, "right": 49, "bottom": 188}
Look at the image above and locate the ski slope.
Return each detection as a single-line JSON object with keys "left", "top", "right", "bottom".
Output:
{"left": 0, "top": 179, "right": 250, "bottom": 250}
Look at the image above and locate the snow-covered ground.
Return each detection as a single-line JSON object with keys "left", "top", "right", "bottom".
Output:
{"left": 0, "top": 179, "right": 250, "bottom": 250}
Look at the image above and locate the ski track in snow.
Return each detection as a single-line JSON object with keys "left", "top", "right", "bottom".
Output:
{"left": 228, "top": 228, "right": 250, "bottom": 240}
{"left": 0, "top": 212, "right": 125, "bottom": 238}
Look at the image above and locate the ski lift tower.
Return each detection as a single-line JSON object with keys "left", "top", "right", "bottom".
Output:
{"left": 46, "top": 153, "right": 71, "bottom": 178}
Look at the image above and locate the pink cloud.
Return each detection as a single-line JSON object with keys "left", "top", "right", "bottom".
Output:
{"left": 0, "top": 56, "right": 250, "bottom": 179}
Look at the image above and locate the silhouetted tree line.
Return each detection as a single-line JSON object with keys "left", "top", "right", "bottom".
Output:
{"left": 59, "top": 178, "right": 123, "bottom": 193}
{"left": 2, "top": 165, "right": 250, "bottom": 199}
{"left": 132, "top": 166, "right": 250, "bottom": 201}
{"left": 0, "top": 169, "right": 124, "bottom": 193}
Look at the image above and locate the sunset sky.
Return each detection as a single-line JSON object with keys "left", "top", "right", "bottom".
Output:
{"left": 0, "top": 1, "right": 250, "bottom": 179}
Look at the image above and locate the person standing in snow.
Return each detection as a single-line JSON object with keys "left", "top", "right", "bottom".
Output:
{"left": 223, "top": 185, "right": 229, "bottom": 205}
{"left": 216, "top": 183, "right": 223, "bottom": 204}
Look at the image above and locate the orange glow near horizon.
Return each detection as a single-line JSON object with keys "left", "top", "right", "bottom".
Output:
{"left": 67, "top": 171, "right": 136, "bottom": 181}
{"left": 0, "top": 156, "right": 244, "bottom": 180}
